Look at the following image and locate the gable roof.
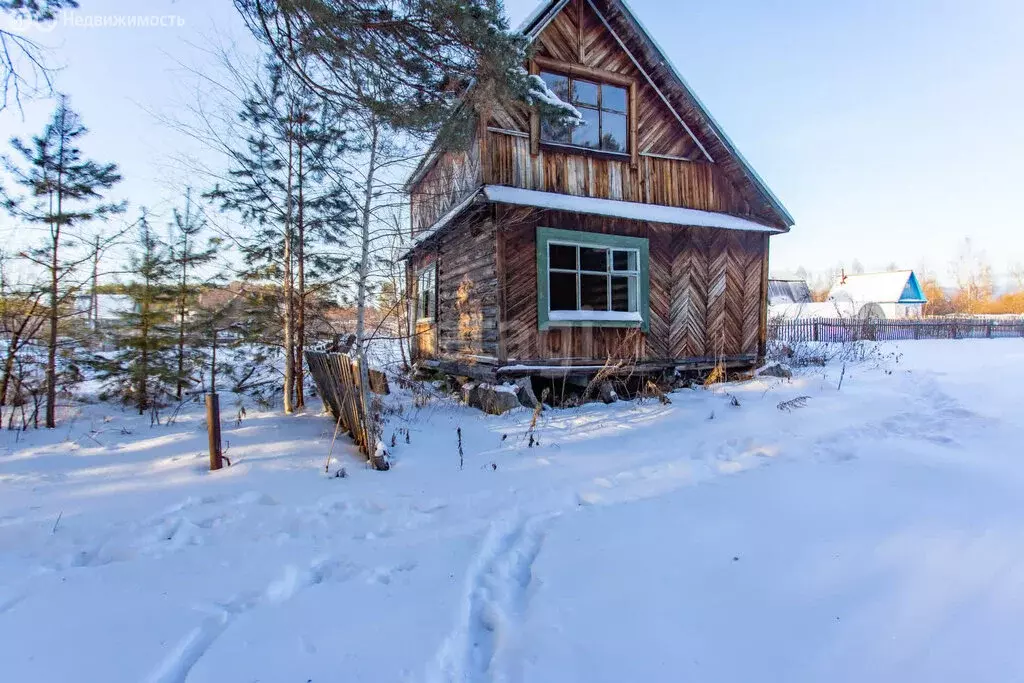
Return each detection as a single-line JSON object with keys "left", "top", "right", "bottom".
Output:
{"left": 828, "top": 271, "right": 928, "bottom": 305}
{"left": 407, "top": 0, "right": 794, "bottom": 230}
{"left": 519, "top": 0, "right": 794, "bottom": 228}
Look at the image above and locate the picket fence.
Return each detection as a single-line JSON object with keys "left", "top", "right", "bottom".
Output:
{"left": 770, "top": 317, "right": 1024, "bottom": 343}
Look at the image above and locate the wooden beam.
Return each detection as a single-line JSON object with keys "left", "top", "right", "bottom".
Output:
{"left": 757, "top": 233, "right": 770, "bottom": 361}
{"left": 629, "top": 80, "right": 638, "bottom": 168}
{"left": 477, "top": 110, "right": 491, "bottom": 185}
{"left": 533, "top": 55, "right": 634, "bottom": 88}
{"left": 528, "top": 59, "right": 540, "bottom": 157}
{"left": 577, "top": 0, "right": 585, "bottom": 63}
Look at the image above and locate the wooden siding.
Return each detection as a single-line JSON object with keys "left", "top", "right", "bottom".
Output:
{"left": 409, "top": 212, "right": 500, "bottom": 366}
{"left": 496, "top": 206, "right": 766, "bottom": 363}
{"left": 485, "top": 130, "right": 752, "bottom": 215}
{"left": 409, "top": 128, "right": 482, "bottom": 235}
{"left": 531, "top": 0, "right": 703, "bottom": 160}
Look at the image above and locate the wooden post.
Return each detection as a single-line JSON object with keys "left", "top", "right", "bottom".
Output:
{"left": 206, "top": 392, "right": 223, "bottom": 471}
{"left": 813, "top": 323, "right": 819, "bottom": 342}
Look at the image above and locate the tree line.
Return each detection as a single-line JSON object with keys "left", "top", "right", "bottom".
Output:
{"left": 0, "top": 0, "right": 543, "bottom": 429}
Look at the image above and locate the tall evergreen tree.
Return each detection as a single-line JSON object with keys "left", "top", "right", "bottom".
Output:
{"left": 168, "top": 188, "right": 219, "bottom": 400}
{"left": 100, "top": 211, "right": 176, "bottom": 415}
{"left": 1, "top": 95, "right": 124, "bottom": 427}
{"left": 208, "top": 58, "right": 351, "bottom": 412}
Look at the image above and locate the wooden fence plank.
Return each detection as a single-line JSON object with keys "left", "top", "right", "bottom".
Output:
{"left": 304, "top": 351, "right": 381, "bottom": 465}
{"left": 769, "top": 317, "right": 1024, "bottom": 344}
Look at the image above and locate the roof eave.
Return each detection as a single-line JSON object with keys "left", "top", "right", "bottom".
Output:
{"left": 609, "top": 0, "right": 795, "bottom": 228}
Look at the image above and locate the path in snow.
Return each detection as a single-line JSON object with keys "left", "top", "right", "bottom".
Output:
{"left": 1, "top": 340, "right": 1023, "bottom": 681}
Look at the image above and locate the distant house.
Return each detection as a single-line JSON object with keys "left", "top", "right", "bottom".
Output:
{"left": 828, "top": 270, "right": 927, "bottom": 319}
{"left": 767, "top": 279, "right": 812, "bottom": 305}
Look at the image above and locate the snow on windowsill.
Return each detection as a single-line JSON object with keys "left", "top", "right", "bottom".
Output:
{"left": 548, "top": 310, "right": 643, "bottom": 323}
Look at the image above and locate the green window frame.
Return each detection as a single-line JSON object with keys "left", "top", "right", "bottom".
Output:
{"left": 536, "top": 227, "right": 650, "bottom": 331}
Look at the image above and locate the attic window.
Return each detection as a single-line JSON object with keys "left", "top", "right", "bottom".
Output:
{"left": 539, "top": 71, "right": 628, "bottom": 153}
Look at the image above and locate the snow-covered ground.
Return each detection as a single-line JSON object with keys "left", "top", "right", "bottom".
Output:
{"left": 2, "top": 339, "right": 1023, "bottom": 682}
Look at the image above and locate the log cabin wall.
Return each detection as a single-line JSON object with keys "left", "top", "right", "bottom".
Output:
{"left": 409, "top": 210, "right": 500, "bottom": 365}
{"left": 497, "top": 205, "right": 767, "bottom": 364}
{"left": 485, "top": 131, "right": 749, "bottom": 215}
{"left": 409, "top": 127, "right": 482, "bottom": 236}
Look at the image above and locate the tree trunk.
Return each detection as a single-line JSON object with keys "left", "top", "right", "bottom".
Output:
{"left": 355, "top": 118, "right": 379, "bottom": 458}
{"left": 45, "top": 221, "right": 59, "bottom": 429}
{"left": 176, "top": 229, "right": 188, "bottom": 400}
{"left": 282, "top": 111, "right": 296, "bottom": 414}
{"left": 138, "top": 290, "right": 149, "bottom": 415}
{"left": 294, "top": 140, "right": 305, "bottom": 408}
{"left": 90, "top": 234, "right": 100, "bottom": 331}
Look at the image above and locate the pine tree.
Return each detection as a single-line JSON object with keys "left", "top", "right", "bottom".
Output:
{"left": 101, "top": 211, "right": 177, "bottom": 415}
{"left": 1, "top": 95, "right": 124, "bottom": 427}
{"left": 168, "top": 188, "right": 219, "bottom": 400}
{"left": 207, "top": 58, "right": 352, "bottom": 412}
{"left": 234, "top": 0, "right": 534, "bottom": 138}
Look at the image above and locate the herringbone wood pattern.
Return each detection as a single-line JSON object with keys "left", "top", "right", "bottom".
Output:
{"left": 497, "top": 208, "right": 766, "bottom": 363}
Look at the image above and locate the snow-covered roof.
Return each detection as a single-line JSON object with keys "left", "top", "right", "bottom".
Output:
{"left": 767, "top": 279, "right": 811, "bottom": 305}
{"left": 769, "top": 301, "right": 858, "bottom": 320}
{"left": 482, "top": 186, "right": 782, "bottom": 233}
{"left": 400, "top": 185, "right": 781, "bottom": 260}
{"left": 828, "top": 271, "right": 927, "bottom": 305}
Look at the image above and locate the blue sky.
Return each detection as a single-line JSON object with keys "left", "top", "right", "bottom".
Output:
{"left": 0, "top": 0, "right": 1021, "bottom": 283}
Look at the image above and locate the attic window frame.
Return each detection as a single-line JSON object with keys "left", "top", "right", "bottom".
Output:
{"left": 529, "top": 57, "right": 639, "bottom": 167}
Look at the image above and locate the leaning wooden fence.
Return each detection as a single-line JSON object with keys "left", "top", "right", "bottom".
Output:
{"left": 770, "top": 317, "right": 1024, "bottom": 343}
{"left": 304, "top": 351, "right": 376, "bottom": 461}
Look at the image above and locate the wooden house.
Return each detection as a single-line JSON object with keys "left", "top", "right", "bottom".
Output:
{"left": 404, "top": 0, "right": 794, "bottom": 382}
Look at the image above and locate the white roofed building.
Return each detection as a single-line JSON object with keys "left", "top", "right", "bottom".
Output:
{"left": 828, "top": 271, "right": 928, "bottom": 319}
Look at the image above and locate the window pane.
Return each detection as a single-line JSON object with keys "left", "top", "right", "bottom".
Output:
{"left": 572, "top": 108, "right": 601, "bottom": 149}
{"left": 541, "top": 117, "right": 571, "bottom": 144}
{"left": 612, "top": 250, "right": 637, "bottom": 271}
{"left": 540, "top": 72, "right": 569, "bottom": 102}
{"left": 539, "top": 72, "right": 572, "bottom": 143}
{"left": 549, "top": 243, "right": 577, "bottom": 270}
{"left": 550, "top": 271, "right": 578, "bottom": 311}
{"left": 602, "top": 85, "right": 627, "bottom": 113}
{"left": 580, "top": 274, "right": 609, "bottom": 311}
{"left": 579, "top": 246, "right": 608, "bottom": 272}
{"left": 611, "top": 275, "right": 637, "bottom": 312}
{"left": 572, "top": 79, "right": 599, "bottom": 106}
{"left": 601, "top": 112, "right": 627, "bottom": 152}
